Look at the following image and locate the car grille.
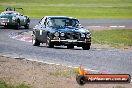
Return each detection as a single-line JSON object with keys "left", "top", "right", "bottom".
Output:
{"left": 0, "top": 18, "right": 9, "bottom": 22}
{"left": 65, "top": 32, "right": 80, "bottom": 40}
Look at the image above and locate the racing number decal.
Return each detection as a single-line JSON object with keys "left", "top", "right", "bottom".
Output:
{"left": 40, "top": 30, "right": 42, "bottom": 35}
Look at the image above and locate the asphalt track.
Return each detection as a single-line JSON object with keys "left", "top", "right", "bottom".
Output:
{"left": 0, "top": 19, "right": 132, "bottom": 75}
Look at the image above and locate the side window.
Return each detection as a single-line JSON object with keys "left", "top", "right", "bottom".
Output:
{"left": 44, "top": 18, "right": 47, "bottom": 26}
{"left": 46, "top": 19, "right": 53, "bottom": 27}
{"left": 40, "top": 19, "right": 45, "bottom": 25}
{"left": 73, "top": 19, "right": 80, "bottom": 27}
{"left": 39, "top": 17, "right": 47, "bottom": 25}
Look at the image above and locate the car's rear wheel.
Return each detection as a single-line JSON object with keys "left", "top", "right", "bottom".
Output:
{"left": 24, "top": 19, "right": 30, "bottom": 29}
{"left": 67, "top": 44, "right": 74, "bottom": 49}
{"left": 32, "top": 34, "right": 40, "bottom": 46}
{"left": 24, "top": 23, "right": 29, "bottom": 29}
{"left": 46, "top": 35, "right": 54, "bottom": 48}
{"left": 82, "top": 44, "right": 90, "bottom": 50}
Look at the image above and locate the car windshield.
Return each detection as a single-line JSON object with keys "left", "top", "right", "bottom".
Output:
{"left": 47, "top": 18, "right": 80, "bottom": 28}
{"left": 1, "top": 11, "right": 20, "bottom": 15}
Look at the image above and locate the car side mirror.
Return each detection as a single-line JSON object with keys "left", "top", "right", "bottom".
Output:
{"left": 76, "top": 24, "right": 83, "bottom": 28}
{"left": 78, "top": 24, "right": 83, "bottom": 28}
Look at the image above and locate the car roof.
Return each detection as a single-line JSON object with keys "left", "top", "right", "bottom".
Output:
{"left": 45, "top": 16, "right": 77, "bottom": 19}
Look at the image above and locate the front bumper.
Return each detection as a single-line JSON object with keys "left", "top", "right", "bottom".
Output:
{"left": 51, "top": 37, "right": 91, "bottom": 46}
{"left": 0, "top": 22, "right": 17, "bottom": 26}
{"left": 0, "top": 19, "right": 17, "bottom": 26}
{"left": 0, "top": 18, "right": 9, "bottom": 26}
{"left": 0, "top": 22, "right": 7, "bottom": 26}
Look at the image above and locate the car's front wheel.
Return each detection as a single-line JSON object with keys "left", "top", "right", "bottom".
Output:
{"left": 67, "top": 44, "right": 74, "bottom": 49}
{"left": 4, "top": 25, "right": 8, "bottom": 28}
{"left": 46, "top": 35, "right": 54, "bottom": 48}
{"left": 15, "top": 20, "right": 20, "bottom": 30}
{"left": 82, "top": 44, "right": 90, "bottom": 50}
{"left": 32, "top": 34, "right": 40, "bottom": 46}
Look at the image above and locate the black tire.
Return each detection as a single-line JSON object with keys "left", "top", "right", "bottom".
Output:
{"left": 67, "top": 45, "right": 74, "bottom": 49}
{"left": 15, "top": 20, "right": 20, "bottom": 30}
{"left": 76, "top": 75, "right": 86, "bottom": 85}
{"left": 4, "top": 25, "right": 8, "bottom": 28}
{"left": 24, "top": 23, "right": 29, "bottom": 29}
{"left": 46, "top": 35, "right": 54, "bottom": 48}
{"left": 32, "top": 34, "right": 40, "bottom": 46}
{"left": 24, "top": 19, "right": 30, "bottom": 29}
{"left": 82, "top": 44, "right": 90, "bottom": 50}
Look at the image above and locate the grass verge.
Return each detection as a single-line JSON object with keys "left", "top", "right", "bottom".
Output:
{"left": 0, "top": 0, "right": 132, "bottom": 18}
{"left": 0, "top": 80, "right": 31, "bottom": 88}
{"left": 49, "top": 69, "right": 77, "bottom": 78}
{"left": 49, "top": 67, "right": 95, "bottom": 78}
{"left": 92, "top": 29, "right": 132, "bottom": 48}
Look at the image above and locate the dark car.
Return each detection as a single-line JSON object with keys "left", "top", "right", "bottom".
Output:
{"left": 32, "top": 16, "right": 91, "bottom": 50}
{"left": 0, "top": 7, "right": 30, "bottom": 29}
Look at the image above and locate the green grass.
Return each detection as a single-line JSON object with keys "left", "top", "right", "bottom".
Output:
{"left": 49, "top": 69, "right": 77, "bottom": 78}
{"left": 0, "top": 0, "right": 131, "bottom": 4}
{"left": 0, "top": 0, "right": 132, "bottom": 18}
{"left": 92, "top": 29, "right": 132, "bottom": 48}
{"left": 0, "top": 80, "right": 31, "bottom": 88}
{"left": 49, "top": 67, "right": 95, "bottom": 78}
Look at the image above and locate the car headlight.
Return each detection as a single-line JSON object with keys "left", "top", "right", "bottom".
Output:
{"left": 86, "top": 33, "right": 91, "bottom": 38}
{"left": 81, "top": 33, "right": 85, "bottom": 37}
{"left": 54, "top": 32, "right": 59, "bottom": 37}
{"left": 60, "top": 32, "right": 65, "bottom": 36}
